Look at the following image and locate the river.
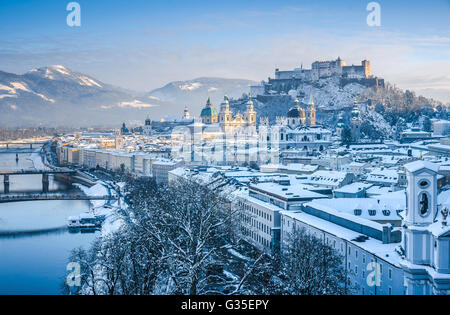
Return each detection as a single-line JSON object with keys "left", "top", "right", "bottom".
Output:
{"left": 0, "top": 150, "right": 98, "bottom": 295}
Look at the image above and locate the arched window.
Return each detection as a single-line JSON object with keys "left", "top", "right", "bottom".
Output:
{"left": 419, "top": 192, "right": 430, "bottom": 217}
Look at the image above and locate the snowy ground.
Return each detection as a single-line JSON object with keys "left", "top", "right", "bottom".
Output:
{"left": 75, "top": 182, "right": 125, "bottom": 237}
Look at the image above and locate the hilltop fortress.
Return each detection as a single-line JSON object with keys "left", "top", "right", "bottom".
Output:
{"left": 251, "top": 57, "right": 384, "bottom": 96}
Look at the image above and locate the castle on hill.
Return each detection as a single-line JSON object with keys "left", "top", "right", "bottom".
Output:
{"left": 250, "top": 57, "right": 384, "bottom": 96}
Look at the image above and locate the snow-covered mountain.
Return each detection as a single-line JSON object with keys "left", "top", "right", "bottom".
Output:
{"left": 0, "top": 66, "right": 145, "bottom": 127}
{"left": 0, "top": 68, "right": 256, "bottom": 127}
{"left": 145, "top": 77, "right": 257, "bottom": 119}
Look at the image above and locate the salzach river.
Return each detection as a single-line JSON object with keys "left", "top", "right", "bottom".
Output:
{"left": 0, "top": 151, "right": 98, "bottom": 295}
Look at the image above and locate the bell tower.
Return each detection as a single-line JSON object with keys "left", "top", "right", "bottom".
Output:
{"left": 219, "top": 96, "right": 232, "bottom": 128}
{"left": 401, "top": 160, "right": 446, "bottom": 295}
{"left": 244, "top": 97, "right": 257, "bottom": 126}
{"left": 404, "top": 161, "right": 439, "bottom": 227}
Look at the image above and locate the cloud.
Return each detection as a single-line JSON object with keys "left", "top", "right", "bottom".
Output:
{"left": 0, "top": 13, "right": 449, "bottom": 103}
{"left": 117, "top": 100, "right": 156, "bottom": 108}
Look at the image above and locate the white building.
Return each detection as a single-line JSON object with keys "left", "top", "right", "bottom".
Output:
{"left": 400, "top": 161, "right": 450, "bottom": 295}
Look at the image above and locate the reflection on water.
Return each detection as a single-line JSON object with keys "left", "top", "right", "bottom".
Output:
{"left": 0, "top": 226, "right": 68, "bottom": 239}
{"left": 0, "top": 151, "right": 98, "bottom": 295}
{"left": 0, "top": 229, "right": 98, "bottom": 295}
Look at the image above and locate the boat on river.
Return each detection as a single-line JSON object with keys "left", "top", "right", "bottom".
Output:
{"left": 67, "top": 213, "right": 103, "bottom": 230}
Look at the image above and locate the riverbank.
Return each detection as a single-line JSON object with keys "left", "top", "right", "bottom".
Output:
{"left": 0, "top": 150, "right": 98, "bottom": 295}
{"left": 28, "top": 147, "right": 125, "bottom": 237}
{"left": 75, "top": 182, "right": 124, "bottom": 237}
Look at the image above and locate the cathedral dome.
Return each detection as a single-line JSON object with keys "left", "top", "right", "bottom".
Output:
{"left": 201, "top": 97, "right": 218, "bottom": 118}
{"left": 201, "top": 106, "right": 218, "bottom": 117}
{"left": 287, "top": 99, "right": 306, "bottom": 118}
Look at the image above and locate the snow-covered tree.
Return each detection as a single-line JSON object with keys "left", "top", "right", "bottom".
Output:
{"left": 276, "top": 228, "right": 350, "bottom": 295}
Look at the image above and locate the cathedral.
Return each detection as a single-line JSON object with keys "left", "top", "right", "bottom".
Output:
{"left": 259, "top": 94, "right": 332, "bottom": 156}
{"left": 200, "top": 96, "right": 257, "bottom": 133}
{"left": 285, "top": 93, "right": 316, "bottom": 128}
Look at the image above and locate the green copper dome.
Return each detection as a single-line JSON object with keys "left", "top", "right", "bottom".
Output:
{"left": 201, "top": 106, "right": 218, "bottom": 117}
{"left": 201, "top": 97, "right": 218, "bottom": 117}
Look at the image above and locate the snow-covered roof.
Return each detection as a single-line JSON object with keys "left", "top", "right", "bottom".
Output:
{"left": 404, "top": 160, "right": 440, "bottom": 174}
{"left": 334, "top": 182, "right": 373, "bottom": 194}
{"left": 250, "top": 182, "right": 328, "bottom": 201}
{"left": 366, "top": 168, "right": 399, "bottom": 184}
{"left": 306, "top": 197, "right": 404, "bottom": 221}
{"left": 281, "top": 210, "right": 402, "bottom": 267}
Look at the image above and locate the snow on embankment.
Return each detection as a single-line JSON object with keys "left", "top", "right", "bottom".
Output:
{"left": 75, "top": 182, "right": 125, "bottom": 237}
{"left": 75, "top": 183, "right": 109, "bottom": 208}
{"left": 28, "top": 150, "right": 49, "bottom": 171}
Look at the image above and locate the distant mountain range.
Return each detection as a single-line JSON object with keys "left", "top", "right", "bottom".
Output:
{"left": 0, "top": 66, "right": 256, "bottom": 127}
{"left": 1, "top": 65, "right": 446, "bottom": 129}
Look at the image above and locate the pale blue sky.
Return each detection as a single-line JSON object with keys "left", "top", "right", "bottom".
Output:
{"left": 0, "top": 0, "right": 449, "bottom": 101}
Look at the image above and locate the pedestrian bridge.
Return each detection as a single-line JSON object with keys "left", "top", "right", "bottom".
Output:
{"left": 0, "top": 193, "right": 118, "bottom": 203}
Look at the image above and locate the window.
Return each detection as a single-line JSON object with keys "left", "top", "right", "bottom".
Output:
{"left": 418, "top": 179, "right": 430, "bottom": 189}
{"left": 389, "top": 268, "right": 392, "bottom": 280}
{"left": 368, "top": 209, "right": 376, "bottom": 216}
{"left": 419, "top": 192, "right": 430, "bottom": 217}
{"left": 388, "top": 287, "right": 392, "bottom": 295}
{"left": 354, "top": 209, "right": 362, "bottom": 216}
{"left": 382, "top": 210, "right": 391, "bottom": 216}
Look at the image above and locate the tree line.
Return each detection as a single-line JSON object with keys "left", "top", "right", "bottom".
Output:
{"left": 65, "top": 177, "right": 351, "bottom": 295}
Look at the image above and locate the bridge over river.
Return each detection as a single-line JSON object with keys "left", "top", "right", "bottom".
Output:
{"left": 1, "top": 169, "right": 76, "bottom": 194}
{"left": 0, "top": 193, "right": 118, "bottom": 203}
{"left": 0, "top": 142, "right": 48, "bottom": 154}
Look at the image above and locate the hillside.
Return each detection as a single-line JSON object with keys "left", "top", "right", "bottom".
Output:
{"left": 0, "top": 67, "right": 255, "bottom": 127}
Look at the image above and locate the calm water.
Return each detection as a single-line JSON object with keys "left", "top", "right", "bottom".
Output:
{"left": 0, "top": 151, "right": 98, "bottom": 295}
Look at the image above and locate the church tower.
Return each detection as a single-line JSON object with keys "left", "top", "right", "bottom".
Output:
{"left": 336, "top": 114, "right": 345, "bottom": 138}
{"left": 401, "top": 161, "right": 450, "bottom": 295}
{"left": 244, "top": 97, "right": 257, "bottom": 126}
{"left": 144, "top": 116, "right": 152, "bottom": 136}
{"left": 404, "top": 161, "right": 439, "bottom": 227}
{"left": 183, "top": 106, "right": 191, "bottom": 120}
{"left": 306, "top": 92, "right": 316, "bottom": 126}
{"left": 350, "top": 101, "right": 361, "bottom": 142}
{"left": 219, "top": 96, "right": 233, "bottom": 129}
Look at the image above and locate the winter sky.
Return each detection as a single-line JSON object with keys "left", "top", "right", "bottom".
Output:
{"left": 0, "top": 0, "right": 449, "bottom": 102}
